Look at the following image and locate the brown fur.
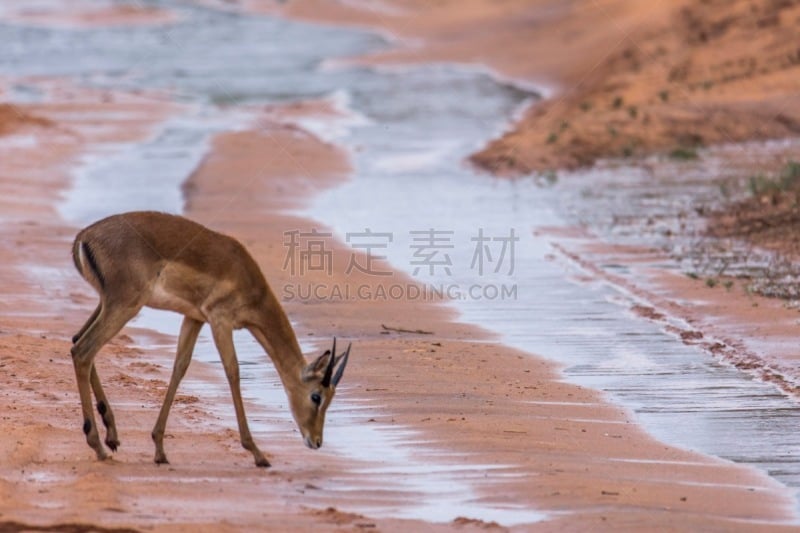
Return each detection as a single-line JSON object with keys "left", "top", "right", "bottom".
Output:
{"left": 69, "top": 211, "right": 349, "bottom": 466}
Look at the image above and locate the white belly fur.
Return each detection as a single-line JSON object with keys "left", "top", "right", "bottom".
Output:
{"left": 146, "top": 279, "right": 207, "bottom": 322}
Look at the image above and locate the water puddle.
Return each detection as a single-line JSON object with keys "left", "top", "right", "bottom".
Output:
{"left": 8, "top": 0, "right": 797, "bottom": 522}
{"left": 311, "top": 137, "right": 800, "bottom": 502}
{"left": 59, "top": 106, "right": 252, "bottom": 225}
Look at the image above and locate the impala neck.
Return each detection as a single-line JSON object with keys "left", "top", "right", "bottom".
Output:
{"left": 250, "top": 299, "right": 306, "bottom": 386}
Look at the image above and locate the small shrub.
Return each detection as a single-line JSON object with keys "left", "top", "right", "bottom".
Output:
{"left": 749, "top": 174, "right": 773, "bottom": 196}
{"left": 669, "top": 147, "right": 699, "bottom": 160}
{"left": 748, "top": 161, "right": 800, "bottom": 196}
{"left": 541, "top": 169, "right": 558, "bottom": 184}
{"left": 780, "top": 160, "right": 800, "bottom": 182}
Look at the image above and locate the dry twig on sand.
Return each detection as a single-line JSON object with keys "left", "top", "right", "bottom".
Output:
{"left": 381, "top": 324, "right": 434, "bottom": 335}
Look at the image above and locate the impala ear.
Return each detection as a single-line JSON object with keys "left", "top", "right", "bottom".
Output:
{"left": 303, "top": 350, "right": 332, "bottom": 382}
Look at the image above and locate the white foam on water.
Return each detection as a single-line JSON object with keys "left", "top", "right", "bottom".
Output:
{"left": 280, "top": 89, "right": 371, "bottom": 145}
{"left": 0, "top": 133, "right": 39, "bottom": 148}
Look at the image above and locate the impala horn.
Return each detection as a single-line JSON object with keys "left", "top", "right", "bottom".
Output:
{"left": 332, "top": 342, "right": 351, "bottom": 387}
{"left": 321, "top": 337, "right": 351, "bottom": 388}
{"left": 321, "top": 337, "right": 336, "bottom": 388}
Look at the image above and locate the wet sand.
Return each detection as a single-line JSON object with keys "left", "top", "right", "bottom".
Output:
{"left": 1, "top": 2, "right": 800, "bottom": 532}
{"left": 553, "top": 236, "right": 800, "bottom": 397}
{"left": 0, "top": 87, "right": 429, "bottom": 532}
{"left": 0, "top": 2, "right": 178, "bottom": 28}
{"left": 177, "top": 111, "right": 800, "bottom": 530}
{"left": 0, "top": 91, "right": 797, "bottom": 530}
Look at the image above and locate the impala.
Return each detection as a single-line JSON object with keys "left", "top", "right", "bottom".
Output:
{"left": 69, "top": 211, "right": 350, "bottom": 467}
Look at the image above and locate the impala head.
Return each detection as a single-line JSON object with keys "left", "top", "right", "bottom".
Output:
{"left": 293, "top": 338, "right": 351, "bottom": 450}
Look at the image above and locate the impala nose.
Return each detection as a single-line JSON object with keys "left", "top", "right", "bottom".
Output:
{"left": 305, "top": 435, "right": 322, "bottom": 449}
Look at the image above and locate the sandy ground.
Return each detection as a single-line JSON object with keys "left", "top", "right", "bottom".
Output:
{"left": 0, "top": 88, "right": 797, "bottom": 532}
{"left": 1, "top": 2, "right": 800, "bottom": 533}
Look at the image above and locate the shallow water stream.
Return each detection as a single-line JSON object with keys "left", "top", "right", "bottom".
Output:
{"left": 4, "top": 0, "right": 799, "bottom": 523}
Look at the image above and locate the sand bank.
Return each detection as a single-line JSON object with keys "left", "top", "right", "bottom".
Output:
{"left": 240, "top": 0, "right": 800, "bottom": 173}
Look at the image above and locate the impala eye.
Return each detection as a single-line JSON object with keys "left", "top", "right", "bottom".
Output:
{"left": 311, "top": 392, "right": 322, "bottom": 406}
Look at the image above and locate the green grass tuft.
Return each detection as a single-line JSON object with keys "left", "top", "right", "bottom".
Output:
{"left": 668, "top": 147, "right": 699, "bottom": 161}
{"left": 748, "top": 160, "right": 800, "bottom": 196}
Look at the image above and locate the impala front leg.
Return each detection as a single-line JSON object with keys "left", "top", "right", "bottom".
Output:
{"left": 152, "top": 316, "right": 203, "bottom": 465}
{"left": 211, "top": 322, "right": 270, "bottom": 468}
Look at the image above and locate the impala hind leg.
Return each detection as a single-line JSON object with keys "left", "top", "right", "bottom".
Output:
{"left": 152, "top": 316, "right": 203, "bottom": 465}
{"left": 210, "top": 322, "right": 270, "bottom": 467}
{"left": 90, "top": 364, "right": 119, "bottom": 451}
{"left": 72, "top": 304, "right": 100, "bottom": 344}
{"left": 71, "top": 301, "right": 141, "bottom": 460}
{"left": 73, "top": 304, "right": 119, "bottom": 450}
